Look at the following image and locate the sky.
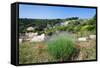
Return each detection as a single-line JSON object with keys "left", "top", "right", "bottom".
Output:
{"left": 19, "top": 4, "right": 96, "bottom": 19}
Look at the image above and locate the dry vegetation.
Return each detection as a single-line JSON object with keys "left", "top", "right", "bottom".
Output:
{"left": 19, "top": 33, "right": 96, "bottom": 64}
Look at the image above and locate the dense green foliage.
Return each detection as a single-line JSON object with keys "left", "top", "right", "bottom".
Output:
{"left": 19, "top": 15, "right": 96, "bottom": 36}
{"left": 19, "top": 18, "right": 62, "bottom": 33}
{"left": 19, "top": 17, "right": 79, "bottom": 34}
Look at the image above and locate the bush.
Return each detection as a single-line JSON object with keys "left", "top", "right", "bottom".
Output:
{"left": 46, "top": 33, "right": 75, "bottom": 61}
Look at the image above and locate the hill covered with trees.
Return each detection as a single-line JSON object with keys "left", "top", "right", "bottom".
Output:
{"left": 19, "top": 15, "right": 96, "bottom": 37}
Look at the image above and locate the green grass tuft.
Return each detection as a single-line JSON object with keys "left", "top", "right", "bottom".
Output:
{"left": 46, "top": 33, "right": 75, "bottom": 61}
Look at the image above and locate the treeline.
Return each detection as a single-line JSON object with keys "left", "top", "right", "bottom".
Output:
{"left": 19, "top": 17, "right": 79, "bottom": 33}
{"left": 19, "top": 15, "right": 96, "bottom": 36}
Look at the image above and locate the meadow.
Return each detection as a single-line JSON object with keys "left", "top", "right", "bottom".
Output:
{"left": 19, "top": 15, "right": 96, "bottom": 64}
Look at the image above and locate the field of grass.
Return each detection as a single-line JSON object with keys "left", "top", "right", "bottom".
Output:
{"left": 19, "top": 32, "right": 96, "bottom": 64}
{"left": 19, "top": 42, "right": 54, "bottom": 64}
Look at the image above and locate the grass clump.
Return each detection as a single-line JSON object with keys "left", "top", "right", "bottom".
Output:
{"left": 46, "top": 33, "right": 75, "bottom": 61}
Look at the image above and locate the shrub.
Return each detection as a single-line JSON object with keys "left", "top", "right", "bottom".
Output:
{"left": 46, "top": 33, "right": 75, "bottom": 61}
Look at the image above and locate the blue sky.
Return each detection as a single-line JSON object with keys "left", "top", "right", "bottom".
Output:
{"left": 19, "top": 4, "right": 96, "bottom": 19}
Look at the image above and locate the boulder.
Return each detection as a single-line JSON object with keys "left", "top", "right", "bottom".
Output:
{"left": 89, "top": 35, "right": 96, "bottom": 40}
{"left": 78, "top": 37, "right": 88, "bottom": 42}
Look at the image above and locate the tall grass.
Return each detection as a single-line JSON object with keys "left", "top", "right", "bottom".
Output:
{"left": 19, "top": 42, "right": 53, "bottom": 64}
{"left": 46, "top": 32, "right": 75, "bottom": 61}
{"left": 19, "top": 42, "right": 37, "bottom": 64}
